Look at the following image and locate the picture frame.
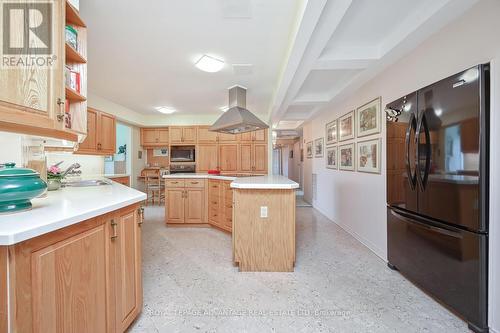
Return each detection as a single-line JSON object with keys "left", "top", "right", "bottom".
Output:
{"left": 339, "top": 111, "right": 355, "bottom": 141}
{"left": 339, "top": 143, "right": 355, "bottom": 171}
{"left": 326, "top": 146, "right": 338, "bottom": 169}
{"left": 306, "top": 142, "right": 313, "bottom": 159}
{"left": 357, "top": 138, "right": 381, "bottom": 174}
{"left": 314, "top": 138, "right": 324, "bottom": 158}
{"left": 325, "top": 120, "right": 338, "bottom": 145}
{"left": 357, "top": 97, "right": 381, "bottom": 137}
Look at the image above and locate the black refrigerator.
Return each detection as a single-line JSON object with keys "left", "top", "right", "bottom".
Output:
{"left": 385, "top": 64, "right": 489, "bottom": 333}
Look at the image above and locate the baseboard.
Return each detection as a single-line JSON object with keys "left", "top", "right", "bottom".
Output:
{"left": 313, "top": 205, "right": 387, "bottom": 262}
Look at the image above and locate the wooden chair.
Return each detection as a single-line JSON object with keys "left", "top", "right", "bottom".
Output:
{"left": 145, "top": 173, "right": 165, "bottom": 205}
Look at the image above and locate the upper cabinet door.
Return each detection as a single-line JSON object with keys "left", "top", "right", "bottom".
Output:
{"left": 197, "top": 126, "right": 218, "bottom": 143}
{"left": 0, "top": 0, "right": 67, "bottom": 137}
{"left": 141, "top": 129, "right": 158, "bottom": 146}
{"left": 98, "top": 112, "right": 116, "bottom": 154}
{"left": 218, "top": 132, "right": 238, "bottom": 143}
{"left": 239, "top": 132, "right": 253, "bottom": 142}
{"left": 169, "top": 127, "right": 183, "bottom": 143}
{"left": 76, "top": 108, "right": 98, "bottom": 152}
{"left": 157, "top": 128, "right": 169, "bottom": 146}
{"left": 182, "top": 127, "right": 197, "bottom": 143}
{"left": 253, "top": 129, "right": 267, "bottom": 142}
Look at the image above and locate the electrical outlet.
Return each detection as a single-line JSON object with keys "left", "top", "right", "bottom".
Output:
{"left": 260, "top": 206, "right": 268, "bottom": 218}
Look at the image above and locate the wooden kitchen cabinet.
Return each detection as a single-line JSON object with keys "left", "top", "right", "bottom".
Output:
{"left": 76, "top": 108, "right": 116, "bottom": 155}
{"left": 165, "top": 179, "right": 206, "bottom": 224}
{"left": 218, "top": 132, "right": 238, "bottom": 143}
{"left": 253, "top": 144, "right": 268, "bottom": 173}
{"left": 3, "top": 203, "right": 143, "bottom": 333}
{"left": 170, "top": 126, "right": 197, "bottom": 144}
{"left": 140, "top": 128, "right": 169, "bottom": 147}
{"left": 0, "top": 0, "right": 90, "bottom": 142}
{"left": 208, "top": 180, "right": 232, "bottom": 232}
{"left": 0, "top": 0, "right": 77, "bottom": 142}
{"left": 166, "top": 189, "right": 185, "bottom": 223}
{"left": 218, "top": 144, "right": 239, "bottom": 172}
{"left": 197, "top": 144, "right": 218, "bottom": 172}
{"left": 239, "top": 143, "right": 268, "bottom": 173}
{"left": 239, "top": 144, "right": 253, "bottom": 172}
{"left": 239, "top": 129, "right": 267, "bottom": 143}
{"left": 197, "top": 126, "right": 218, "bottom": 143}
{"left": 185, "top": 189, "right": 204, "bottom": 223}
{"left": 111, "top": 207, "right": 143, "bottom": 332}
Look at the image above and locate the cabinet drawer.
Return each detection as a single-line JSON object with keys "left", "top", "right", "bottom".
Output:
{"left": 209, "top": 207, "right": 220, "bottom": 221}
{"left": 166, "top": 179, "right": 185, "bottom": 187}
{"left": 209, "top": 180, "right": 221, "bottom": 189}
{"left": 185, "top": 179, "right": 205, "bottom": 188}
{"left": 209, "top": 197, "right": 220, "bottom": 207}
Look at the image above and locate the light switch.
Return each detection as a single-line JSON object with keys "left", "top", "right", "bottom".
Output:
{"left": 260, "top": 206, "right": 268, "bottom": 218}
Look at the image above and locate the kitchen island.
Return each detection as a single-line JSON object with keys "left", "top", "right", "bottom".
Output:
{"left": 0, "top": 181, "right": 146, "bottom": 332}
{"left": 163, "top": 174, "right": 299, "bottom": 272}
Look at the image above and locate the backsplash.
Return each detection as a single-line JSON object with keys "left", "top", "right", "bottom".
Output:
{"left": 0, "top": 131, "right": 104, "bottom": 176}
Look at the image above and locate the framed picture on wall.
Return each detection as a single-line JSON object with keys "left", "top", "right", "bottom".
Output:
{"left": 357, "top": 138, "right": 381, "bottom": 174}
{"left": 357, "top": 97, "right": 381, "bottom": 137}
{"left": 314, "top": 138, "right": 324, "bottom": 158}
{"left": 339, "top": 143, "right": 355, "bottom": 171}
{"left": 326, "top": 146, "right": 337, "bottom": 169}
{"left": 339, "top": 111, "right": 355, "bottom": 141}
{"left": 325, "top": 120, "right": 337, "bottom": 145}
{"left": 306, "top": 142, "right": 313, "bottom": 158}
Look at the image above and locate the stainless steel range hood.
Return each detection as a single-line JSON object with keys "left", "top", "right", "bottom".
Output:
{"left": 210, "top": 85, "right": 269, "bottom": 134}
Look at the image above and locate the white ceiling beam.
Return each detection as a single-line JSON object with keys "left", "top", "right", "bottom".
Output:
{"left": 271, "top": 0, "right": 354, "bottom": 125}
{"left": 312, "top": 58, "right": 375, "bottom": 71}
{"left": 267, "top": 0, "right": 328, "bottom": 123}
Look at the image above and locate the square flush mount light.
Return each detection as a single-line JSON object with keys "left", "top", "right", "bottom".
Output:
{"left": 155, "top": 106, "right": 176, "bottom": 114}
{"left": 195, "top": 55, "right": 225, "bottom": 73}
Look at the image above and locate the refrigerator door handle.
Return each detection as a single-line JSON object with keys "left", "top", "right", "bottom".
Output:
{"left": 390, "top": 209, "right": 463, "bottom": 239}
{"left": 405, "top": 113, "right": 417, "bottom": 190}
{"left": 416, "top": 112, "right": 431, "bottom": 190}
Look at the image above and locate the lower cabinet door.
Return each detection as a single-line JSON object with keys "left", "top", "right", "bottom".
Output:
{"left": 185, "top": 189, "right": 204, "bottom": 224}
{"left": 166, "top": 189, "right": 185, "bottom": 223}
{"left": 31, "top": 225, "right": 108, "bottom": 333}
{"left": 113, "top": 208, "right": 142, "bottom": 332}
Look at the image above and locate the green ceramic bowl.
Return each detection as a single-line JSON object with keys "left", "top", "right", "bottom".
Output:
{"left": 0, "top": 162, "right": 47, "bottom": 214}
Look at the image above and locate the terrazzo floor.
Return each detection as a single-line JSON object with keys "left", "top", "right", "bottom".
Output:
{"left": 128, "top": 206, "right": 469, "bottom": 333}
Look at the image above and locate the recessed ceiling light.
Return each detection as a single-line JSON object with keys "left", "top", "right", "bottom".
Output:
{"left": 195, "top": 55, "right": 225, "bottom": 73}
{"left": 155, "top": 106, "right": 176, "bottom": 114}
{"left": 219, "top": 106, "right": 229, "bottom": 112}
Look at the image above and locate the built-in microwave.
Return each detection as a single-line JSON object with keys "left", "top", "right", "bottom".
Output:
{"left": 170, "top": 146, "right": 195, "bottom": 162}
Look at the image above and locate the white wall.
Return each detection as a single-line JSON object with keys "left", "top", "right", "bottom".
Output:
{"left": 301, "top": 0, "right": 500, "bottom": 330}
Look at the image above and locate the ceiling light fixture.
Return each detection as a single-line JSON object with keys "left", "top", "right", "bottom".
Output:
{"left": 195, "top": 54, "right": 225, "bottom": 73}
{"left": 155, "top": 106, "right": 176, "bottom": 114}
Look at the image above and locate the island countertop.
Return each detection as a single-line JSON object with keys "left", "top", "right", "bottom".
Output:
{"left": 0, "top": 181, "right": 146, "bottom": 246}
{"left": 163, "top": 173, "right": 299, "bottom": 189}
{"left": 230, "top": 175, "right": 299, "bottom": 189}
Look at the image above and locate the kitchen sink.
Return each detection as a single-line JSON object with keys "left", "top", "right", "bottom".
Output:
{"left": 62, "top": 179, "right": 112, "bottom": 187}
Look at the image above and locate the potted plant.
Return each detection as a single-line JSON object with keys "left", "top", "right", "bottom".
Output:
{"left": 47, "top": 165, "right": 64, "bottom": 191}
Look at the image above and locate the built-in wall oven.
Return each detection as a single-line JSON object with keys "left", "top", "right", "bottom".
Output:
{"left": 170, "top": 146, "right": 195, "bottom": 163}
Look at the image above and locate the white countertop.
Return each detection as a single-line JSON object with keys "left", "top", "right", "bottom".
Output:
{"left": 104, "top": 174, "right": 130, "bottom": 179}
{"left": 163, "top": 173, "right": 251, "bottom": 181}
{"left": 0, "top": 181, "right": 146, "bottom": 246}
{"left": 230, "top": 175, "right": 299, "bottom": 189}
{"left": 163, "top": 173, "right": 299, "bottom": 189}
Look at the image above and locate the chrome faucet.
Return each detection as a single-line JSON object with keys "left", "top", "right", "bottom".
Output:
{"left": 61, "top": 163, "right": 81, "bottom": 178}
